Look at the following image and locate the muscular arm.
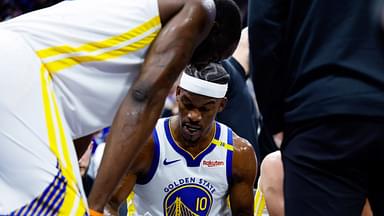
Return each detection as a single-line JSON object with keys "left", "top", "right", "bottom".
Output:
{"left": 230, "top": 134, "right": 258, "bottom": 215}
{"left": 105, "top": 174, "right": 137, "bottom": 216}
{"left": 88, "top": 0, "right": 215, "bottom": 210}
{"left": 259, "top": 151, "right": 284, "bottom": 216}
{"left": 107, "top": 138, "right": 154, "bottom": 214}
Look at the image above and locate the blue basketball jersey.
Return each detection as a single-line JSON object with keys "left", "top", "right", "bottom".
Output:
{"left": 130, "top": 117, "right": 234, "bottom": 216}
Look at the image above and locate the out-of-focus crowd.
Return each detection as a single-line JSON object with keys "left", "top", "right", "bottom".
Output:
{"left": 0, "top": 0, "right": 61, "bottom": 21}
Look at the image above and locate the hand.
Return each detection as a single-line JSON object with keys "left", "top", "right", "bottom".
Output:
{"left": 104, "top": 204, "right": 118, "bottom": 216}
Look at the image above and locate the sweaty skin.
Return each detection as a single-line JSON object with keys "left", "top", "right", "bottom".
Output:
{"left": 88, "top": 0, "right": 235, "bottom": 211}
{"left": 259, "top": 151, "right": 284, "bottom": 216}
{"left": 108, "top": 123, "right": 257, "bottom": 215}
{"left": 108, "top": 88, "right": 257, "bottom": 215}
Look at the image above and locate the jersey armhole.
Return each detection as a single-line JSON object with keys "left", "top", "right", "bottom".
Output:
{"left": 226, "top": 127, "right": 233, "bottom": 186}
{"left": 136, "top": 129, "right": 160, "bottom": 184}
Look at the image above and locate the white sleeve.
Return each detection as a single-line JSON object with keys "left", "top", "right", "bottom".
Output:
{"left": 87, "top": 142, "right": 106, "bottom": 179}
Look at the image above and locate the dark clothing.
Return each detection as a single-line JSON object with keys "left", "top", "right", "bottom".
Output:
{"left": 0, "top": 0, "right": 62, "bottom": 21}
{"left": 249, "top": 0, "right": 384, "bottom": 134}
{"left": 249, "top": 0, "right": 384, "bottom": 214}
{"left": 257, "top": 121, "right": 279, "bottom": 163}
{"left": 216, "top": 57, "right": 259, "bottom": 158}
{"left": 82, "top": 174, "right": 94, "bottom": 197}
{"left": 282, "top": 116, "right": 384, "bottom": 215}
{"left": 234, "top": 0, "right": 248, "bottom": 27}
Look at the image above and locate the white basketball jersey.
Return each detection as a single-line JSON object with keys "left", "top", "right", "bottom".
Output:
{"left": 0, "top": 0, "right": 161, "bottom": 138}
{"left": 130, "top": 118, "right": 234, "bottom": 216}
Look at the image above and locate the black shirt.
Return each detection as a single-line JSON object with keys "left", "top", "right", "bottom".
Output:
{"left": 249, "top": 0, "right": 384, "bottom": 134}
{"left": 216, "top": 57, "right": 260, "bottom": 157}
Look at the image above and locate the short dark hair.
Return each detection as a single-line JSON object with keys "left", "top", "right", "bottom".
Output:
{"left": 214, "top": 0, "right": 242, "bottom": 48}
{"left": 190, "top": 0, "right": 242, "bottom": 66}
{"left": 185, "top": 63, "right": 230, "bottom": 85}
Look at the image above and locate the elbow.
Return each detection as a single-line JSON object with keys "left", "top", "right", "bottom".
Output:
{"left": 130, "top": 83, "right": 168, "bottom": 107}
{"left": 130, "top": 81, "right": 157, "bottom": 103}
{"left": 131, "top": 87, "right": 150, "bottom": 103}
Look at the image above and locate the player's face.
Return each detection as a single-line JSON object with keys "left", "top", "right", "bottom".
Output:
{"left": 176, "top": 87, "right": 226, "bottom": 143}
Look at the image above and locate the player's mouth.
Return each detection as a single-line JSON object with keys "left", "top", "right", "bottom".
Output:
{"left": 182, "top": 123, "right": 202, "bottom": 138}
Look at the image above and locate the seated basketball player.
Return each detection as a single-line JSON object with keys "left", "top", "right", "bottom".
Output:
{"left": 106, "top": 63, "right": 257, "bottom": 215}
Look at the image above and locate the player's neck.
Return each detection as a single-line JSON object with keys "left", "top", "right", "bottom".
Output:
{"left": 170, "top": 116, "right": 215, "bottom": 158}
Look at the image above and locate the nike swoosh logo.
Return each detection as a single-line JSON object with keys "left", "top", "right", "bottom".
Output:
{"left": 163, "top": 158, "right": 181, "bottom": 166}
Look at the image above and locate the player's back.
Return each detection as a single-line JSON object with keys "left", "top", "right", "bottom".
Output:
{"left": 0, "top": 0, "right": 162, "bottom": 138}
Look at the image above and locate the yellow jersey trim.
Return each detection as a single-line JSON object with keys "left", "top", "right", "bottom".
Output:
{"left": 37, "top": 16, "right": 160, "bottom": 58}
{"left": 40, "top": 66, "right": 87, "bottom": 215}
{"left": 43, "top": 31, "right": 159, "bottom": 74}
{"left": 211, "top": 139, "right": 234, "bottom": 151}
{"left": 126, "top": 192, "right": 137, "bottom": 216}
{"left": 254, "top": 188, "right": 266, "bottom": 216}
{"left": 37, "top": 16, "right": 161, "bottom": 74}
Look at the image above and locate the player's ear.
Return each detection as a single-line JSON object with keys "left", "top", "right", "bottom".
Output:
{"left": 176, "top": 86, "right": 182, "bottom": 103}
{"left": 217, "top": 97, "right": 227, "bottom": 112}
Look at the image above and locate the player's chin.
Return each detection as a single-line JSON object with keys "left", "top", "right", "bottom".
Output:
{"left": 189, "top": 135, "right": 201, "bottom": 143}
{"left": 181, "top": 130, "right": 201, "bottom": 143}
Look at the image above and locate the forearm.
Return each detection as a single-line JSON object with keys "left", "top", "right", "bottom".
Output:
{"left": 87, "top": 2, "right": 214, "bottom": 210}
{"left": 87, "top": 30, "right": 196, "bottom": 212}
{"left": 88, "top": 90, "right": 166, "bottom": 211}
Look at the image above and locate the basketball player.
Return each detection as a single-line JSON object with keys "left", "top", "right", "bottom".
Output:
{"left": 0, "top": 0, "right": 242, "bottom": 214}
{"left": 107, "top": 63, "right": 257, "bottom": 215}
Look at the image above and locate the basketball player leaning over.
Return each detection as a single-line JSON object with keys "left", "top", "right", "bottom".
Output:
{"left": 107, "top": 63, "right": 257, "bottom": 216}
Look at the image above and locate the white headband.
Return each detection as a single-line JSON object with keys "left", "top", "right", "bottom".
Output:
{"left": 179, "top": 72, "right": 228, "bottom": 98}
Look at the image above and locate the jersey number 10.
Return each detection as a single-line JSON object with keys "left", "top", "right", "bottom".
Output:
{"left": 196, "top": 197, "right": 208, "bottom": 211}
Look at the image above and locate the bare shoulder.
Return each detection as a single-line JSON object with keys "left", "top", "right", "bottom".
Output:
{"left": 231, "top": 132, "right": 257, "bottom": 180}
{"left": 259, "top": 151, "right": 283, "bottom": 193}
{"left": 232, "top": 132, "right": 256, "bottom": 156}
{"left": 157, "top": 0, "right": 215, "bottom": 25}
{"left": 260, "top": 151, "right": 282, "bottom": 175}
